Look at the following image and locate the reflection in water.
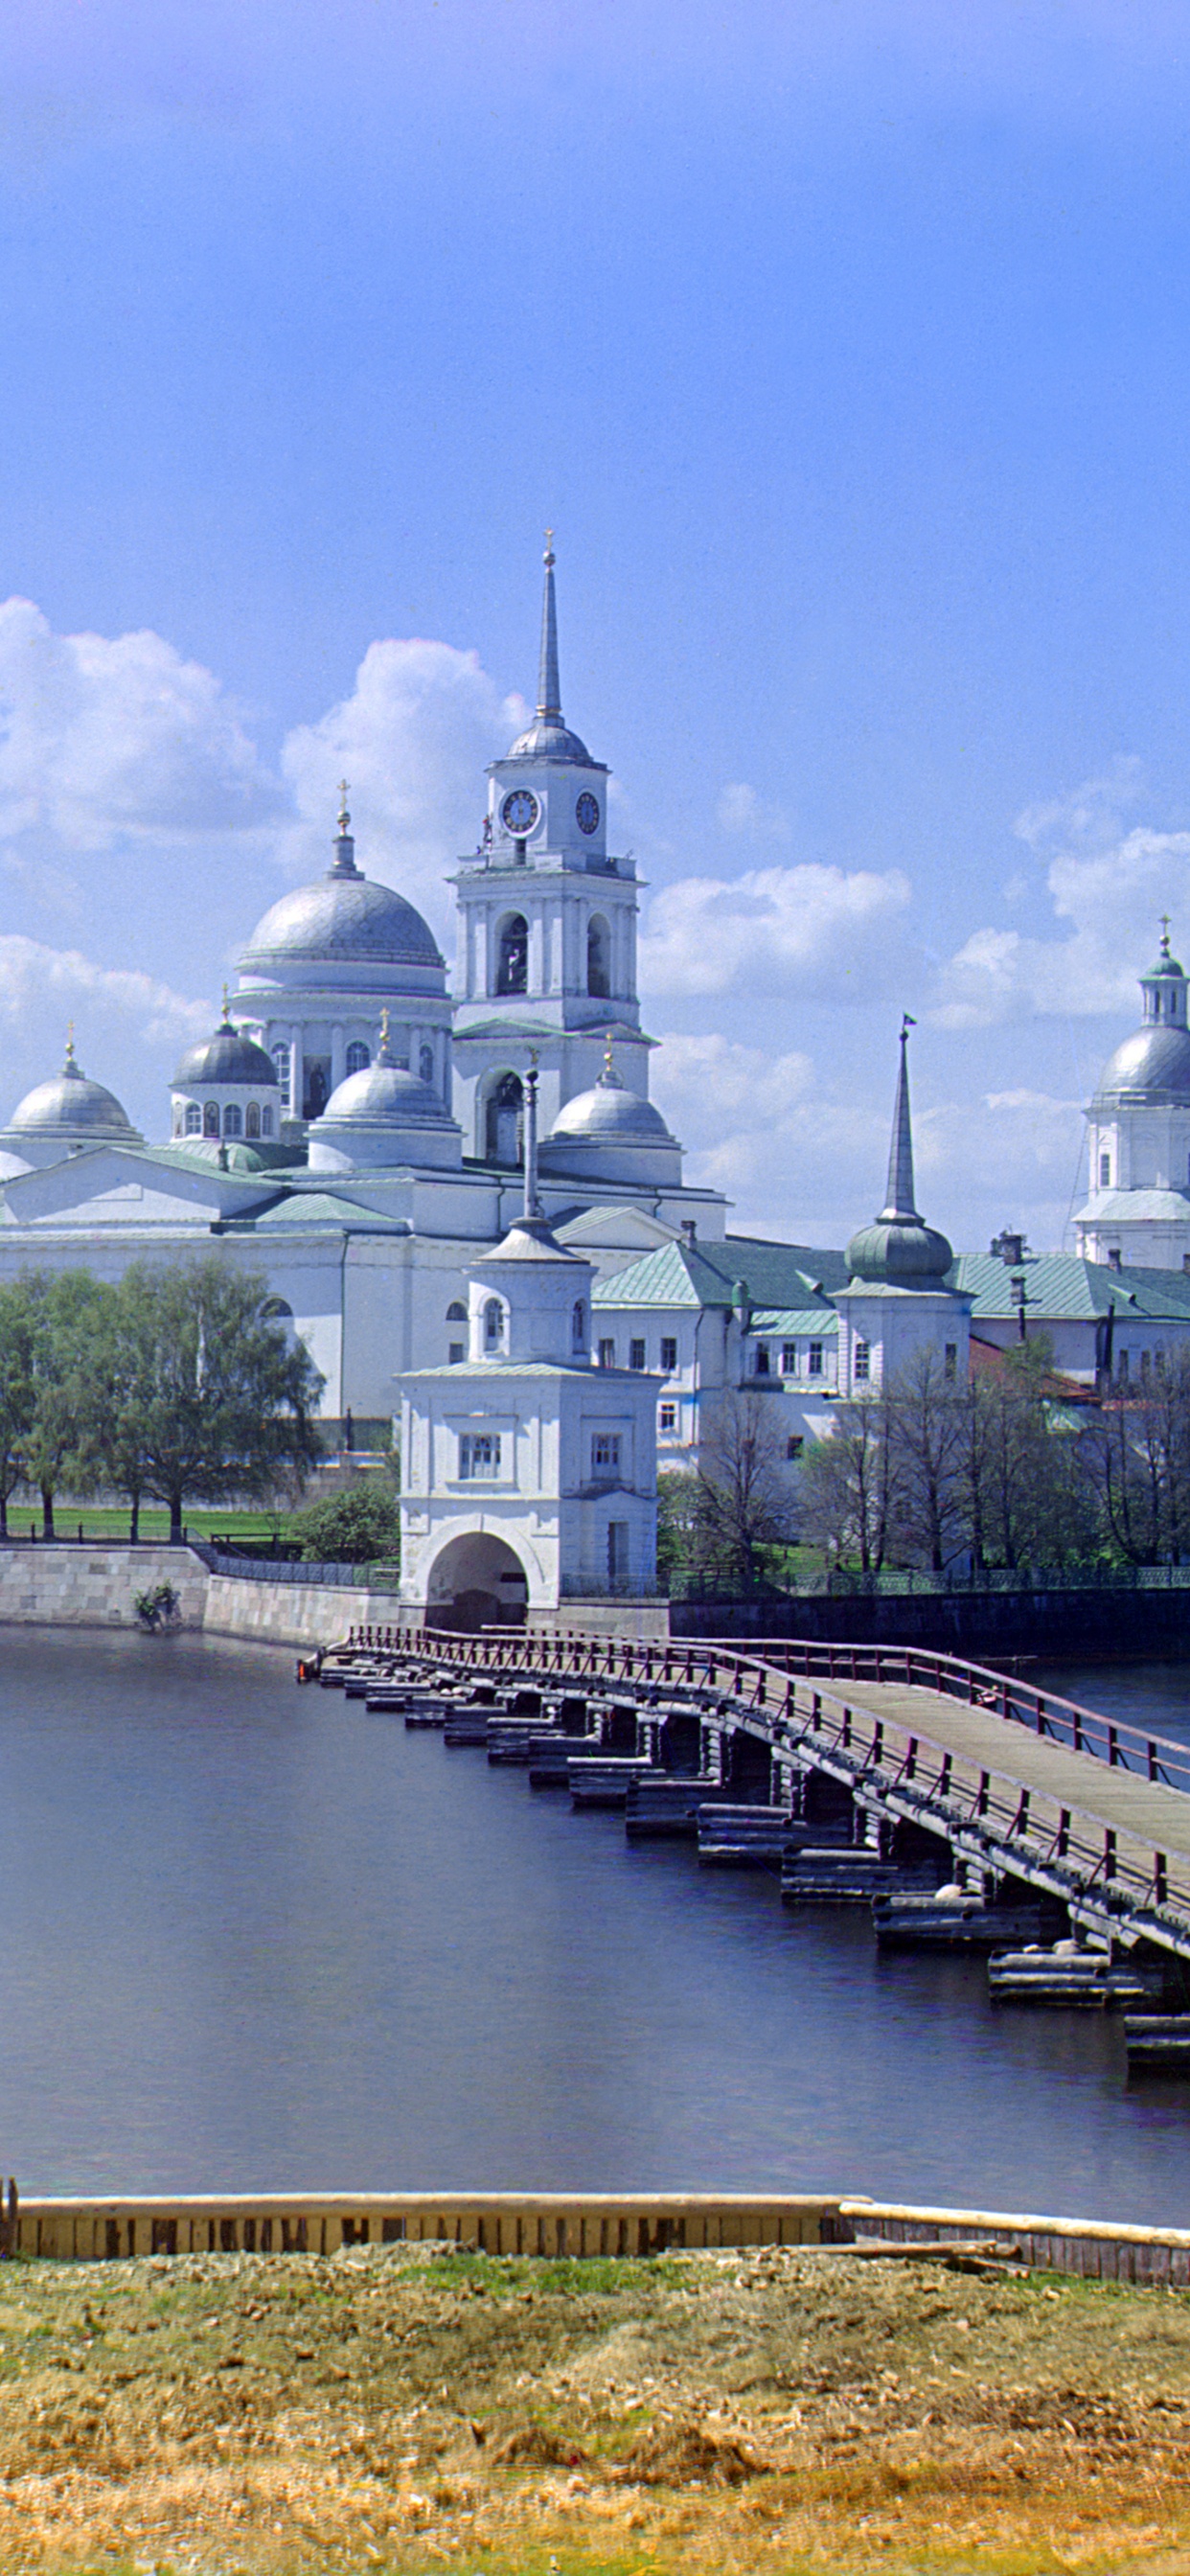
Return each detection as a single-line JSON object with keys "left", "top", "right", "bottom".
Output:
{"left": 2, "top": 1629, "right": 1190, "bottom": 2220}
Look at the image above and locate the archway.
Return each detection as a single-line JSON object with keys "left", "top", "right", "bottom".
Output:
{"left": 495, "top": 913, "right": 529, "bottom": 996}
{"left": 587, "top": 913, "right": 610, "bottom": 998}
{"left": 424, "top": 1530, "right": 529, "bottom": 1630}
{"left": 484, "top": 1070, "right": 523, "bottom": 1164}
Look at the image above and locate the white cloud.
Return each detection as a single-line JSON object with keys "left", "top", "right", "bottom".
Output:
{"left": 639, "top": 862, "right": 912, "bottom": 999}
{"left": 932, "top": 765, "right": 1190, "bottom": 1028}
{"left": 0, "top": 597, "right": 277, "bottom": 852}
{"left": 715, "top": 780, "right": 791, "bottom": 843}
{"left": 0, "top": 934, "right": 211, "bottom": 1127}
{"left": 279, "top": 639, "right": 523, "bottom": 937}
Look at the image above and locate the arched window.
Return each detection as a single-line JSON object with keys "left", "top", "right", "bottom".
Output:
{"left": 446, "top": 1301, "right": 468, "bottom": 1322}
{"left": 245, "top": 1102, "right": 261, "bottom": 1138}
{"left": 486, "top": 1071, "right": 523, "bottom": 1164}
{"left": 346, "top": 1042, "right": 370, "bottom": 1076}
{"left": 484, "top": 1297, "right": 505, "bottom": 1350}
{"left": 572, "top": 1298, "right": 587, "bottom": 1353}
{"left": 420, "top": 1043, "right": 435, "bottom": 1086}
{"left": 587, "top": 914, "right": 610, "bottom": 999}
{"left": 185, "top": 1102, "right": 202, "bottom": 1136}
{"left": 223, "top": 1103, "right": 242, "bottom": 1138}
{"left": 203, "top": 1100, "right": 220, "bottom": 1138}
{"left": 496, "top": 913, "right": 529, "bottom": 995}
{"left": 271, "top": 1044, "right": 290, "bottom": 1109}
{"left": 261, "top": 1296, "right": 293, "bottom": 1322}
{"left": 260, "top": 1106, "right": 273, "bottom": 1138}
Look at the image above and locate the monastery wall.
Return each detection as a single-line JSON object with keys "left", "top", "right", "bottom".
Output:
{"left": 0, "top": 1544, "right": 209, "bottom": 1629}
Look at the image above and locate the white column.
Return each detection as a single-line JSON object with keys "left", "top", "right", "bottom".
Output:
{"left": 331, "top": 1024, "right": 345, "bottom": 1092}
{"left": 290, "top": 1024, "right": 304, "bottom": 1120}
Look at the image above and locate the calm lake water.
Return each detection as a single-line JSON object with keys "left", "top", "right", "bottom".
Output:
{"left": 5, "top": 1627, "right": 1190, "bottom": 2224}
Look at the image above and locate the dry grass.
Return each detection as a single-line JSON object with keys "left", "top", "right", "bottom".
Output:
{"left": 1, "top": 2240, "right": 1189, "bottom": 2573}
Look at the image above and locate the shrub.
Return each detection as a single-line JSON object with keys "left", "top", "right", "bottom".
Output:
{"left": 289, "top": 1486, "right": 400, "bottom": 1564}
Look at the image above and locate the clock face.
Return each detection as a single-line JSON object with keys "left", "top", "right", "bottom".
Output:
{"left": 576, "top": 790, "right": 600, "bottom": 836}
{"left": 501, "top": 789, "right": 539, "bottom": 837}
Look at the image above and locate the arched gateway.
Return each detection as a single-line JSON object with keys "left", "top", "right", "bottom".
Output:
{"left": 423, "top": 1530, "right": 529, "bottom": 1631}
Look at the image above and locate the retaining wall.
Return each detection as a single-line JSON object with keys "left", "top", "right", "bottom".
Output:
{"left": 0, "top": 1544, "right": 208, "bottom": 1630}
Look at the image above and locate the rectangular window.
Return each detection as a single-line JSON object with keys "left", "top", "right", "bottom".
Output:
{"left": 1100, "top": 1151, "right": 1111, "bottom": 1186}
{"left": 591, "top": 1432, "right": 622, "bottom": 1477}
{"left": 786, "top": 1435, "right": 804, "bottom": 1460}
{"left": 944, "top": 1344, "right": 957, "bottom": 1382}
{"left": 458, "top": 1432, "right": 501, "bottom": 1480}
{"left": 754, "top": 1343, "right": 770, "bottom": 1375}
{"left": 660, "top": 1336, "right": 677, "bottom": 1373}
{"left": 629, "top": 1338, "right": 646, "bottom": 1371}
{"left": 598, "top": 1338, "right": 616, "bottom": 1369}
{"left": 808, "top": 1341, "right": 823, "bottom": 1376}
{"left": 448, "top": 1342, "right": 465, "bottom": 1365}
{"left": 854, "top": 1341, "right": 871, "bottom": 1383}
{"left": 782, "top": 1342, "right": 796, "bottom": 1374}
{"left": 607, "top": 1521, "right": 629, "bottom": 1585}
{"left": 1140, "top": 1348, "right": 1152, "bottom": 1381}
{"left": 659, "top": 1402, "right": 676, "bottom": 1434}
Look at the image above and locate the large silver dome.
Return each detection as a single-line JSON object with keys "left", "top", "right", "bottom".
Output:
{"left": 241, "top": 874, "right": 443, "bottom": 974}
{"left": 9, "top": 1049, "right": 140, "bottom": 1140}
{"left": 172, "top": 1022, "right": 278, "bottom": 1089}
{"left": 1092, "top": 1023, "right": 1190, "bottom": 1105}
{"left": 548, "top": 1068, "right": 674, "bottom": 1143}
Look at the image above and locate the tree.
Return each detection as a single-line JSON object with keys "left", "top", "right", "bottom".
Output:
{"left": 0, "top": 1277, "right": 35, "bottom": 1538}
{"left": 1084, "top": 1349, "right": 1190, "bottom": 1566}
{"left": 960, "top": 1338, "right": 1096, "bottom": 1572}
{"left": 655, "top": 1469, "right": 702, "bottom": 1597}
{"left": 22, "top": 1270, "right": 116, "bottom": 1536}
{"left": 693, "top": 1389, "right": 796, "bottom": 1595}
{"left": 798, "top": 1386, "right": 899, "bottom": 1574}
{"left": 888, "top": 1348, "right": 968, "bottom": 1573}
{"left": 101, "top": 1260, "right": 324, "bottom": 1540}
{"left": 290, "top": 1485, "right": 400, "bottom": 1564}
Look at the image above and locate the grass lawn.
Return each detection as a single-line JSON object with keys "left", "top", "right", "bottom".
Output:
{"left": 4, "top": 1506, "right": 297, "bottom": 1544}
{"left": 0, "top": 2240, "right": 1187, "bottom": 2573}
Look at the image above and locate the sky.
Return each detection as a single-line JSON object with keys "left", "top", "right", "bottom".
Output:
{"left": 1, "top": 0, "right": 1190, "bottom": 1251}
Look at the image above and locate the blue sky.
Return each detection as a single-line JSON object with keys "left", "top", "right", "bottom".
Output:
{"left": 2, "top": 0, "right": 1190, "bottom": 1250}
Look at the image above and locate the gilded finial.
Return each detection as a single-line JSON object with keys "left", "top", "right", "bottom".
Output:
{"left": 604, "top": 1030, "right": 614, "bottom": 1078}
{"left": 379, "top": 1004, "right": 391, "bottom": 1054}
{"left": 221, "top": 982, "right": 232, "bottom": 1024}
{"left": 337, "top": 779, "right": 351, "bottom": 834}
{"left": 64, "top": 1022, "right": 76, "bottom": 1065}
{"left": 543, "top": 526, "right": 555, "bottom": 565}
{"left": 1161, "top": 913, "right": 1172, "bottom": 956}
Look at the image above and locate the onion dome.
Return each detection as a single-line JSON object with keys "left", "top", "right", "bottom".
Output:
{"left": 307, "top": 1012, "right": 461, "bottom": 1173}
{"left": 505, "top": 536, "right": 592, "bottom": 766}
{"left": 8, "top": 1035, "right": 140, "bottom": 1143}
{"left": 547, "top": 1061, "right": 675, "bottom": 1148}
{"left": 846, "top": 1020, "right": 953, "bottom": 1285}
{"left": 239, "top": 790, "right": 444, "bottom": 978}
{"left": 1092, "top": 920, "right": 1190, "bottom": 1106}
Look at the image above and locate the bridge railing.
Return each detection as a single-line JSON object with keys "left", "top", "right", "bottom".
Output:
{"left": 348, "top": 1622, "right": 1190, "bottom": 1941}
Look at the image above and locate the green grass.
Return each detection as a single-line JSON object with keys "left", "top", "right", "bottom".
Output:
{"left": 6, "top": 1506, "right": 294, "bottom": 1543}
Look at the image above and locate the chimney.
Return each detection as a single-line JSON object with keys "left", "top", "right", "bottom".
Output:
{"left": 1108, "top": 1248, "right": 1123, "bottom": 1272}
{"left": 680, "top": 1218, "right": 697, "bottom": 1246}
{"left": 993, "top": 1230, "right": 1024, "bottom": 1266}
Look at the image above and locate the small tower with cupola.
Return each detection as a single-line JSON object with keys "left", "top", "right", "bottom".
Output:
{"left": 1076, "top": 921, "right": 1190, "bottom": 1268}
{"left": 451, "top": 539, "right": 652, "bottom": 1165}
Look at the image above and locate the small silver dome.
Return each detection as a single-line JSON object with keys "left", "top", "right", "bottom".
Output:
{"left": 506, "top": 716, "right": 593, "bottom": 764}
{"left": 172, "top": 1020, "right": 278, "bottom": 1089}
{"left": 9, "top": 1047, "right": 139, "bottom": 1139}
{"left": 549, "top": 1068, "right": 674, "bottom": 1143}
{"left": 316, "top": 1054, "right": 452, "bottom": 1128}
{"left": 1092, "top": 1023, "right": 1190, "bottom": 1105}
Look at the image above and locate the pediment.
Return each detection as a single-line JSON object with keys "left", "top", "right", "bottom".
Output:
{"left": 2, "top": 1145, "right": 273, "bottom": 1227}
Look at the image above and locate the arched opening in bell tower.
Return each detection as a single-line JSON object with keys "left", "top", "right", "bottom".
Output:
{"left": 484, "top": 1071, "right": 523, "bottom": 1165}
{"left": 495, "top": 913, "right": 529, "bottom": 996}
{"left": 586, "top": 914, "right": 610, "bottom": 999}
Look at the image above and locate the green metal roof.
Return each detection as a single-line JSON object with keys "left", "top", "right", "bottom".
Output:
{"left": 592, "top": 1234, "right": 845, "bottom": 1313}
{"left": 952, "top": 1252, "right": 1190, "bottom": 1325}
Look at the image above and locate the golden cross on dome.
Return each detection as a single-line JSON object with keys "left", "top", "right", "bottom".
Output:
{"left": 1161, "top": 913, "right": 1172, "bottom": 954}
{"left": 337, "top": 779, "right": 351, "bottom": 830}
{"left": 379, "top": 1004, "right": 391, "bottom": 1049}
{"left": 604, "top": 1030, "right": 614, "bottom": 1077}
{"left": 221, "top": 982, "right": 232, "bottom": 1024}
{"left": 64, "top": 1022, "right": 76, "bottom": 1064}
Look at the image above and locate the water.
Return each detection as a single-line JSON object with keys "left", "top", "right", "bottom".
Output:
{"left": 4, "top": 1627, "right": 1190, "bottom": 2225}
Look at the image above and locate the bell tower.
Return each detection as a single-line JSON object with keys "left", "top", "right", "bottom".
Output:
{"left": 451, "top": 539, "right": 652, "bottom": 1164}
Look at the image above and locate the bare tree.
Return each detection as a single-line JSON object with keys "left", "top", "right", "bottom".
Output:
{"left": 694, "top": 1389, "right": 796, "bottom": 1594}
{"left": 885, "top": 1347, "right": 968, "bottom": 1572}
{"left": 798, "top": 1386, "right": 899, "bottom": 1575}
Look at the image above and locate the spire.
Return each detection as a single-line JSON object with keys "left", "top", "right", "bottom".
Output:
{"left": 331, "top": 780, "right": 359, "bottom": 879}
{"left": 537, "top": 530, "right": 561, "bottom": 723}
{"left": 523, "top": 1056, "right": 541, "bottom": 1220}
{"left": 880, "top": 1015, "right": 919, "bottom": 1222}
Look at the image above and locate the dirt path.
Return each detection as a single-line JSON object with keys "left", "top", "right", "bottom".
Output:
{"left": 1, "top": 2241, "right": 1189, "bottom": 2572}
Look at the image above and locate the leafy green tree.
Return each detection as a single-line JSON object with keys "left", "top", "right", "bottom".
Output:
{"left": 289, "top": 1485, "right": 400, "bottom": 1564}
{"left": 0, "top": 1276, "right": 36, "bottom": 1538}
{"left": 960, "top": 1338, "right": 1096, "bottom": 1571}
{"left": 101, "top": 1259, "right": 324, "bottom": 1540}
{"left": 798, "top": 1385, "right": 899, "bottom": 1574}
{"left": 23, "top": 1270, "right": 116, "bottom": 1536}
{"left": 655, "top": 1468, "right": 702, "bottom": 1597}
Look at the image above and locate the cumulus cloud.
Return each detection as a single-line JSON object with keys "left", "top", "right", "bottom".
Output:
{"left": 932, "top": 764, "right": 1190, "bottom": 1028}
{"left": 639, "top": 862, "right": 912, "bottom": 1000}
{"left": 279, "top": 640, "right": 522, "bottom": 936}
{"left": 0, "top": 598, "right": 277, "bottom": 853}
{"left": 0, "top": 934, "right": 211, "bottom": 1127}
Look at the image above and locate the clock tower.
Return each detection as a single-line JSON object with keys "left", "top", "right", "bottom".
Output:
{"left": 450, "top": 540, "right": 652, "bottom": 1165}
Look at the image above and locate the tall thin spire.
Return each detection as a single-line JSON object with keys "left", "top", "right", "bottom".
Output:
{"left": 537, "top": 529, "right": 561, "bottom": 723}
{"left": 523, "top": 1058, "right": 541, "bottom": 1221}
{"left": 880, "top": 1015, "right": 919, "bottom": 1222}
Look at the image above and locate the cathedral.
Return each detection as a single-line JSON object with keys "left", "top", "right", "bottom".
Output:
{"left": 0, "top": 544, "right": 725, "bottom": 1436}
